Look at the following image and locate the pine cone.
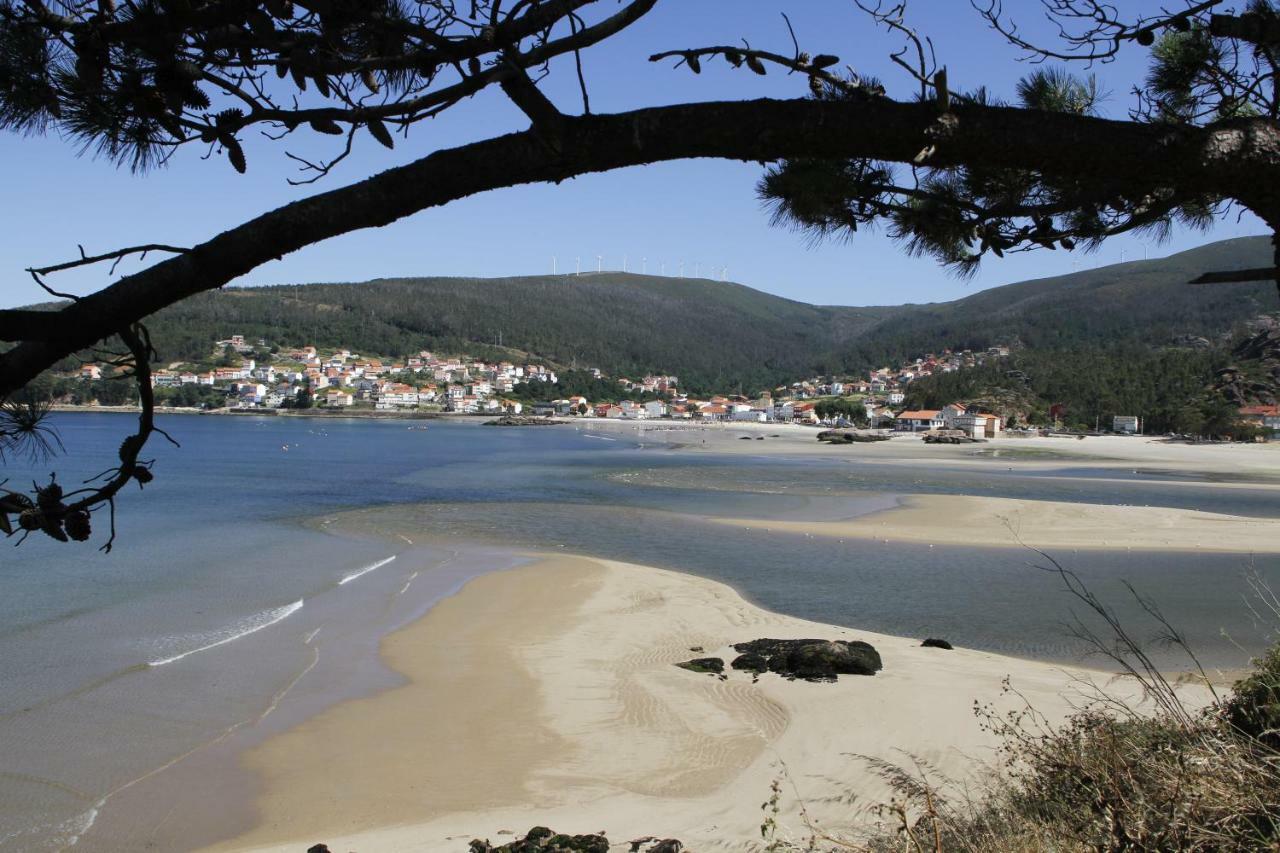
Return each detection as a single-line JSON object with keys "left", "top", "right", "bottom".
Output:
{"left": 36, "top": 482, "right": 64, "bottom": 512}
{"left": 65, "top": 510, "right": 92, "bottom": 542}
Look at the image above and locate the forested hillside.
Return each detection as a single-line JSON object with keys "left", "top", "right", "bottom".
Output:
{"left": 137, "top": 274, "right": 894, "bottom": 393}
{"left": 832, "top": 236, "right": 1276, "bottom": 369}
{"left": 36, "top": 235, "right": 1277, "bottom": 399}
{"left": 902, "top": 346, "right": 1225, "bottom": 433}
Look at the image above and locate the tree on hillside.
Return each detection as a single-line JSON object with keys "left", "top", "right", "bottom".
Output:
{"left": 3, "top": 0, "right": 1280, "bottom": 546}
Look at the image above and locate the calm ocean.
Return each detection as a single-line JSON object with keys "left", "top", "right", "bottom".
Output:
{"left": 2, "top": 413, "right": 1277, "bottom": 851}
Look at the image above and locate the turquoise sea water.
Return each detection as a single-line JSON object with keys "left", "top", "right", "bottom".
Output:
{"left": 1, "top": 413, "right": 1278, "bottom": 851}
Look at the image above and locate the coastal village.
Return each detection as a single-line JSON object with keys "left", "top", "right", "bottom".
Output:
{"left": 63, "top": 332, "right": 1280, "bottom": 437}
{"left": 59, "top": 333, "right": 1065, "bottom": 438}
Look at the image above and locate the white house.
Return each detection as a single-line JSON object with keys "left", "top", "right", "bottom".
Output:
{"left": 643, "top": 400, "right": 667, "bottom": 419}
{"left": 1113, "top": 415, "right": 1140, "bottom": 434}
{"left": 895, "top": 409, "right": 944, "bottom": 432}
{"left": 940, "top": 403, "right": 968, "bottom": 428}
{"left": 323, "top": 389, "right": 354, "bottom": 407}
{"left": 955, "top": 412, "right": 1002, "bottom": 439}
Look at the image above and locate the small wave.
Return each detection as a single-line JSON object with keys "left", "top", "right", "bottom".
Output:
{"left": 148, "top": 600, "right": 304, "bottom": 667}
{"left": 397, "top": 570, "right": 420, "bottom": 597}
{"left": 54, "top": 800, "right": 101, "bottom": 851}
{"left": 339, "top": 555, "right": 396, "bottom": 586}
{"left": 583, "top": 434, "right": 617, "bottom": 441}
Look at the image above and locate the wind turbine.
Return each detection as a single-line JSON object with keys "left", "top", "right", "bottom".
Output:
{"left": 641, "top": 257, "right": 647, "bottom": 275}
{"left": 694, "top": 262, "right": 700, "bottom": 278}
{"left": 622, "top": 254, "right": 628, "bottom": 273}
{"left": 660, "top": 261, "right": 666, "bottom": 276}
{"left": 596, "top": 254, "right": 603, "bottom": 273}
{"left": 551, "top": 256, "right": 557, "bottom": 275}
{"left": 575, "top": 256, "right": 581, "bottom": 276}
{"left": 678, "top": 260, "right": 685, "bottom": 277}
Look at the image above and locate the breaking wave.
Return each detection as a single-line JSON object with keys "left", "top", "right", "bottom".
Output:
{"left": 338, "top": 555, "right": 396, "bottom": 586}
{"left": 148, "top": 600, "right": 304, "bottom": 667}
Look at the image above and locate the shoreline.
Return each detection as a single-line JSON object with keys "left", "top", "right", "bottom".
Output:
{"left": 204, "top": 554, "right": 1205, "bottom": 853}
{"left": 708, "top": 493, "right": 1280, "bottom": 554}
{"left": 48, "top": 407, "right": 1280, "bottom": 478}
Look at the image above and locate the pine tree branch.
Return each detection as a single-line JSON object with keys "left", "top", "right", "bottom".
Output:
{"left": 0, "top": 96, "right": 1274, "bottom": 393}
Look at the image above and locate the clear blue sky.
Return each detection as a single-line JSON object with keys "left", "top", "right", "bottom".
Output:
{"left": 0, "top": 1, "right": 1264, "bottom": 310}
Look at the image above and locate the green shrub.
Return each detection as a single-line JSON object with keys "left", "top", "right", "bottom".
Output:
{"left": 1224, "top": 644, "right": 1280, "bottom": 747}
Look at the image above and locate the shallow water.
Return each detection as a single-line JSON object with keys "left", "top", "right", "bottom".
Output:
{"left": 1, "top": 413, "right": 1278, "bottom": 851}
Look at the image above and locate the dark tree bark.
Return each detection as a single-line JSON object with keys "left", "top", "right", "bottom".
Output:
{"left": 3, "top": 95, "right": 1277, "bottom": 397}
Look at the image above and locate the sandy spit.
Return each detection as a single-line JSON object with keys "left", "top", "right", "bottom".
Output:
{"left": 708, "top": 494, "right": 1280, "bottom": 554}
{"left": 206, "top": 555, "right": 1197, "bottom": 853}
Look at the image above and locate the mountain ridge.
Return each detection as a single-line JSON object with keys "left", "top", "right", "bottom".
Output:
{"left": 79, "top": 234, "right": 1278, "bottom": 394}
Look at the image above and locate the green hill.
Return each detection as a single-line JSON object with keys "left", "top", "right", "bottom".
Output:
{"left": 140, "top": 273, "right": 897, "bottom": 393}
{"left": 832, "top": 235, "right": 1276, "bottom": 369}
{"left": 66, "top": 234, "right": 1277, "bottom": 396}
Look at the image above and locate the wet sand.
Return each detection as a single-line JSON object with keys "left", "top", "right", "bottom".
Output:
{"left": 208, "top": 555, "right": 1203, "bottom": 853}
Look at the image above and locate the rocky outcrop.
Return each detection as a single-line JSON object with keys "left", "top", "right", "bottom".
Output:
{"left": 483, "top": 416, "right": 567, "bottom": 426}
{"left": 817, "top": 430, "right": 890, "bottom": 443}
{"left": 470, "top": 826, "right": 610, "bottom": 853}
{"left": 1214, "top": 323, "right": 1280, "bottom": 406}
{"left": 922, "top": 431, "right": 985, "bottom": 444}
{"left": 921, "top": 638, "right": 954, "bottom": 650}
{"left": 675, "top": 657, "right": 725, "bottom": 674}
{"left": 729, "top": 638, "right": 882, "bottom": 681}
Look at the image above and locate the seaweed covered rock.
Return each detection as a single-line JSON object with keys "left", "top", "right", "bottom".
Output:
{"left": 471, "top": 826, "right": 610, "bottom": 853}
{"left": 675, "top": 657, "right": 724, "bottom": 674}
{"left": 731, "top": 638, "right": 882, "bottom": 681}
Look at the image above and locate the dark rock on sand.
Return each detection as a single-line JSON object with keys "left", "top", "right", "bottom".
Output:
{"left": 730, "top": 652, "right": 769, "bottom": 673}
{"left": 731, "top": 638, "right": 882, "bottom": 681}
{"left": 471, "top": 826, "right": 610, "bottom": 853}
{"left": 628, "top": 838, "right": 684, "bottom": 853}
{"left": 483, "top": 416, "right": 567, "bottom": 426}
{"left": 816, "top": 430, "right": 890, "bottom": 444}
{"left": 307, "top": 845, "right": 331, "bottom": 853}
{"left": 921, "top": 638, "right": 954, "bottom": 650}
{"left": 676, "top": 657, "right": 725, "bottom": 674}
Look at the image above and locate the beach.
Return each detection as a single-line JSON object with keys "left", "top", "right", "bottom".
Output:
{"left": 205, "top": 554, "right": 1199, "bottom": 853}
{"left": 578, "top": 419, "right": 1280, "bottom": 477}
{"left": 4, "top": 416, "right": 1274, "bottom": 852}
{"left": 709, "top": 494, "right": 1280, "bottom": 553}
